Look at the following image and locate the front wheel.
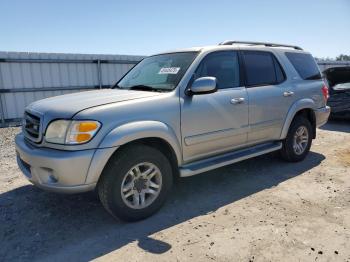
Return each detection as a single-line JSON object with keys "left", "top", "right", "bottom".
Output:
{"left": 98, "top": 144, "right": 173, "bottom": 222}
{"left": 280, "top": 116, "right": 312, "bottom": 162}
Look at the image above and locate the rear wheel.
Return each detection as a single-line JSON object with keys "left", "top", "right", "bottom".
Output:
{"left": 280, "top": 116, "right": 312, "bottom": 162}
{"left": 98, "top": 144, "right": 173, "bottom": 221}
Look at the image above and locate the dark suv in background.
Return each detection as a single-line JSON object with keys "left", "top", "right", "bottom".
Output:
{"left": 323, "top": 66, "right": 350, "bottom": 118}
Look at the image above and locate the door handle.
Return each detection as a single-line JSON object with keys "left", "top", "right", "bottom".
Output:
{"left": 283, "top": 91, "right": 294, "bottom": 97}
{"left": 230, "top": 97, "right": 245, "bottom": 104}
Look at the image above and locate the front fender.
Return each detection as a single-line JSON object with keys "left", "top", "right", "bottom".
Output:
{"left": 280, "top": 98, "right": 316, "bottom": 139}
{"left": 98, "top": 121, "right": 182, "bottom": 164}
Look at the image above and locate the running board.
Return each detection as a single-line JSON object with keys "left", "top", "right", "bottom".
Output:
{"left": 179, "top": 142, "right": 282, "bottom": 177}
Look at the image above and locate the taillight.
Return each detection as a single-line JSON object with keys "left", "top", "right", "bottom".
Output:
{"left": 321, "top": 84, "right": 329, "bottom": 102}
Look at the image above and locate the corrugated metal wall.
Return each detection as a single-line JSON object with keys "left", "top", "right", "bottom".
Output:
{"left": 0, "top": 51, "right": 144, "bottom": 126}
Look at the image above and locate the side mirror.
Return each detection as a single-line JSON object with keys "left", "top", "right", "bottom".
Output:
{"left": 187, "top": 77, "right": 217, "bottom": 95}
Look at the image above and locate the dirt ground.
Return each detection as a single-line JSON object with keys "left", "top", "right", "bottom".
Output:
{"left": 0, "top": 121, "right": 349, "bottom": 262}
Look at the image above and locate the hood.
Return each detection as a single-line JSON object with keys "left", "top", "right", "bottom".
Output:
{"left": 27, "top": 89, "right": 162, "bottom": 119}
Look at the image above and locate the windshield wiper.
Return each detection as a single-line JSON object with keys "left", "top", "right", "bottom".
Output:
{"left": 129, "top": 85, "right": 165, "bottom": 92}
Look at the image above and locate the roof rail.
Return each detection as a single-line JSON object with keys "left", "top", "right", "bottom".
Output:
{"left": 219, "top": 40, "right": 303, "bottom": 50}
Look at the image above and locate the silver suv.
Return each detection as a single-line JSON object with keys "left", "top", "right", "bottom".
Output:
{"left": 15, "top": 41, "right": 330, "bottom": 221}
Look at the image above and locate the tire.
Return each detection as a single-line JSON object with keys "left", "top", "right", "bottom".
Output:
{"left": 98, "top": 144, "right": 173, "bottom": 222}
{"left": 280, "top": 116, "right": 312, "bottom": 162}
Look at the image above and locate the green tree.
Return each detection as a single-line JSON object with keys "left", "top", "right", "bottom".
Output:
{"left": 336, "top": 54, "right": 350, "bottom": 61}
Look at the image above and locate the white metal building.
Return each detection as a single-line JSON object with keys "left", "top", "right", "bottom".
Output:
{"left": 0, "top": 51, "right": 144, "bottom": 126}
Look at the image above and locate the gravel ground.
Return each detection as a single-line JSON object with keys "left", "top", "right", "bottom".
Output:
{"left": 0, "top": 121, "right": 350, "bottom": 262}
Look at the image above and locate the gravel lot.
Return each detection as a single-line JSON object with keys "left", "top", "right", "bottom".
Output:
{"left": 0, "top": 121, "right": 349, "bottom": 262}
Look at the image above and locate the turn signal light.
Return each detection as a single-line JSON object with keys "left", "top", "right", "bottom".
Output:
{"left": 75, "top": 133, "right": 92, "bottom": 143}
{"left": 78, "top": 122, "right": 99, "bottom": 132}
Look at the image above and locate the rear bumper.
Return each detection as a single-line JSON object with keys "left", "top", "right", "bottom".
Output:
{"left": 15, "top": 133, "right": 96, "bottom": 193}
{"left": 315, "top": 106, "right": 331, "bottom": 127}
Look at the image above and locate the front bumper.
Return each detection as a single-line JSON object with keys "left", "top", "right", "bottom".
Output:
{"left": 315, "top": 106, "right": 331, "bottom": 127}
{"left": 15, "top": 133, "right": 97, "bottom": 193}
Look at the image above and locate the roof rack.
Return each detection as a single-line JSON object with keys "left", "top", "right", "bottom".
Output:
{"left": 219, "top": 40, "right": 303, "bottom": 50}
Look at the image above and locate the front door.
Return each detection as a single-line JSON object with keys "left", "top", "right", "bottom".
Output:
{"left": 181, "top": 51, "right": 249, "bottom": 162}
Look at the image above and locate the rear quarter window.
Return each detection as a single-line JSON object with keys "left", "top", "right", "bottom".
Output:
{"left": 285, "top": 52, "right": 322, "bottom": 80}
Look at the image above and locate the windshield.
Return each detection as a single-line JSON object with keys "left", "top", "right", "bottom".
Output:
{"left": 115, "top": 52, "right": 198, "bottom": 91}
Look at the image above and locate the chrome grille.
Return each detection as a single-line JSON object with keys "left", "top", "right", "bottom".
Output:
{"left": 23, "top": 111, "right": 42, "bottom": 143}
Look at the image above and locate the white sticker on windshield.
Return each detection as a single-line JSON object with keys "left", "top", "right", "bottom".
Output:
{"left": 158, "top": 67, "right": 181, "bottom": 74}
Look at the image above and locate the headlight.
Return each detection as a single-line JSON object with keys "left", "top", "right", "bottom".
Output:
{"left": 45, "top": 120, "right": 101, "bottom": 145}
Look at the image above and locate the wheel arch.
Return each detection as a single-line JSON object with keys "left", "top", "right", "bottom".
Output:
{"left": 280, "top": 99, "right": 317, "bottom": 140}
{"left": 86, "top": 121, "right": 182, "bottom": 185}
{"left": 98, "top": 121, "right": 181, "bottom": 162}
{"left": 112, "top": 137, "right": 180, "bottom": 179}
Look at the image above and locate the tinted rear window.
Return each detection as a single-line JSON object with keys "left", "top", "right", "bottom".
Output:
{"left": 242, "top": 51, "right": 285, "bottom": 86}
{"left": 285, "top": 52, "right": 321, "bottom": 80}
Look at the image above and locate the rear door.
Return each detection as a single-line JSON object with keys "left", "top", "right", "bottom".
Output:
{"left": 241, "top": 50, "right": 294, "bottom": 144}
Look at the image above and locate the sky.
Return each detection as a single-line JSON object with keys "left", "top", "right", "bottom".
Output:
{"left": 0, "top": 0, "right": 349, "bottom": 58}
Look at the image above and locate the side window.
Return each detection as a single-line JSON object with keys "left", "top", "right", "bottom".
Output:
{"left": 242, "top": 51, "right": 285, "bottom": 86}
{"left": 285, "top": 52, "right": 322, "bottom": 80}
{"left": 195, "top": 51, "right": 240, "bottom": 89}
